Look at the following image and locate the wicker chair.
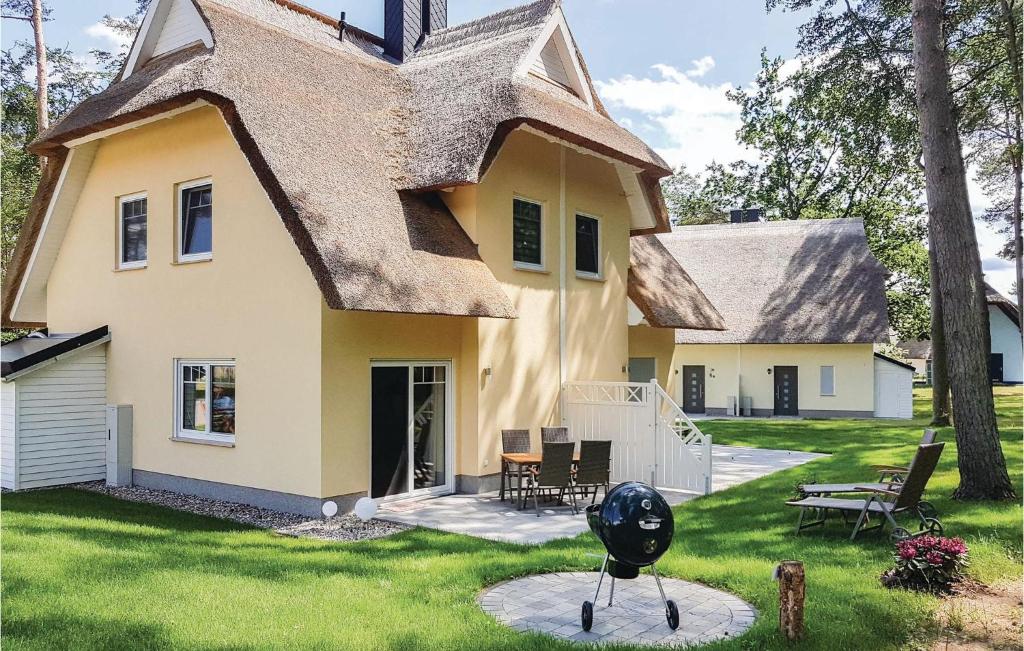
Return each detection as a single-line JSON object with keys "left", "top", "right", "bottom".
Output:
{"left": 500, "top": 429, "right": 531, "bottom": 502}
{"left": 522, "top": 441, "right": 577, "bottom": 516}
{"left": 541, "top": 426, "right": 569, "bottom": 443}
{"left": 573, "top": 440, "right": 611, "bottom": 505}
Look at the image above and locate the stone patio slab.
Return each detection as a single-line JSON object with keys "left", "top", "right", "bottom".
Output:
{"left": 478, "top": 572, "right": 757, "bottom": 647}
{"left": 377, "top": 444, "right": 825, "bottom": 544}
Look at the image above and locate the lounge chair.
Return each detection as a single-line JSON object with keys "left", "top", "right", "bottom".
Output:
{"left": 522, "top": 441, "right": 577, "bottom": 516}
{"left": 872, "top": 429, "right": 937, "bottom": 483}
{"left": 799, "top": 430, "right": 939, "bottom": 497}
{"left": 786, "top": 442, "right": 945, "bottom": 541}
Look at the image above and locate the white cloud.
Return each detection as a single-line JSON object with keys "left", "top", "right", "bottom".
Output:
{"left": 85, "top": 21, "right": 133, "bottom": 49}
{"left": 685, "top": 56, "right": 715, "bottom": 78}
{"left": 595, "top": 62, "right": 754, "bottom": 171}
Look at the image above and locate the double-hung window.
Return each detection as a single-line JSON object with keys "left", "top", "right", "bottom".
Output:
{"left": 575, "top": 213, "right": 600, "bottom": 277}
{"left": 512, "top": 198, "right": 544, "bottom": 270}
{"left": 179, "top": 180, "right": 213, "bottom": 262}
{"left": 175, "top": 359, "right": 236, "bottom": 444}
{"left": 819, "top": 365, "right": 835, "bottom": 396}
{"left": 118, "top": 193, "right": 147, "bottom": 269}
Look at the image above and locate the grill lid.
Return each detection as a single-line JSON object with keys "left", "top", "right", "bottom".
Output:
{"left": 587, "top": 482, "right": 674, "bottom": 567}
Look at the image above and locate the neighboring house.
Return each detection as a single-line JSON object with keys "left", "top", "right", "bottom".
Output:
{"left": 898, "top": 283, "right": 1022, "bottom": 385}
{"left": 1, "top": 0, "right": 724, "bottom": 512}
{"left": 628, "top": 218, "right": 910, "bottom": 418}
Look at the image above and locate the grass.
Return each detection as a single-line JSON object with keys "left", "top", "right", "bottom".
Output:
{"left": 1, "top": 387, "right": 1020, "bottom": 650}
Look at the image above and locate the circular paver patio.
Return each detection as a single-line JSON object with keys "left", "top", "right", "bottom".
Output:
{"left": 478, "top": 572, "right": 756, "bottom": 647}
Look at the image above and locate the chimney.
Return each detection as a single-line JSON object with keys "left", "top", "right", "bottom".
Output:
{"left": 384, "top": 0, "right": 447, "bottom": 62}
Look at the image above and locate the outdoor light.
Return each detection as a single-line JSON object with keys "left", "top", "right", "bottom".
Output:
{"left": 484, "top": 366, "right": 493, "bottom": 376}
{"left": 767, "top": 368, "right": 772, "bottom": 375}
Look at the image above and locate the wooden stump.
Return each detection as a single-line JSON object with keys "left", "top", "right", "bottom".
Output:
{"left": 777, "top": 560, "right": 805, "bottom": 641}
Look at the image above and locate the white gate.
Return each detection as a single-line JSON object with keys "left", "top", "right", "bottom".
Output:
{"left": 561, "top": 380, "right": 712, "bottom": 494}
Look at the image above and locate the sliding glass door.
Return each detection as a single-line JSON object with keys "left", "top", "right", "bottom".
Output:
{"left": 370, "top": 362, "right": 453, "bottom": 500}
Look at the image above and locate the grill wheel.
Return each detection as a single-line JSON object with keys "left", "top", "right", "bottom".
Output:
{"left": 581, "top": 600, "right": 594, "bottom": 631}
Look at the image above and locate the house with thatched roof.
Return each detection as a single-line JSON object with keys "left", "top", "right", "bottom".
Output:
{"left": 627, "top": 219, "right": 914, "bottom": 418}
{"left": 897, "top": 282, "right": 1022, "bottom": 385}
{"left": 1, "top": 0, "right": 725, "bottom": 510}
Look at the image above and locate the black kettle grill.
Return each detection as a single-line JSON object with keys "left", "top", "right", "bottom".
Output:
{"left": 582, "top": 481, "right": 678, "bottom": 631}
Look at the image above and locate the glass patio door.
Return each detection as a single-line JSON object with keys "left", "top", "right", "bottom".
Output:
{"left": 370, "top": 362, "right": 452, "bottom": 500}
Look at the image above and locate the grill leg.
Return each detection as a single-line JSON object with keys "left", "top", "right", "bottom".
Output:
{"left": 651, "top": 564, "right": 671, "bottom": 611}
{"left": 608, "top": 577, "right": 615, "bottom": 607}
{"left": 593, "top": 555, "right": 609, "bottom": 604}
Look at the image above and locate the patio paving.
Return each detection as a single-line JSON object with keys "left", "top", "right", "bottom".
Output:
{"left": 377, "top": 444, "right": 826, "bottom": 544}
{"left": 478, "top": 572, "right": 756, "bottom": 646}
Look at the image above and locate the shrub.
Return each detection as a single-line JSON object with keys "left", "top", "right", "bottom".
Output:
{"left": 881, "top": 536, "right": 969, "bottom": 593}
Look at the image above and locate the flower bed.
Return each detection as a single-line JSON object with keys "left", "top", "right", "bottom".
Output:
{"left": 881, "top": 535, "right": 969, "bottom": 593}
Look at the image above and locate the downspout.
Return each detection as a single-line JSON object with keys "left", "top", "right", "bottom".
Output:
{"left": 736, "top": 344, "right": 742, "bottom": 415}
{"left": 559, "top": 145, "right": 568, "bottom": 395}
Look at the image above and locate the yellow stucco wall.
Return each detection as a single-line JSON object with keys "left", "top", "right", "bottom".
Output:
{"left": 444, "top": 129, "right": 633, "bottom": 474}
{"left": 627, "top": 325, "right": 675, "bottom": 389}
{"left": 319, "top": 308, "right": 476, "bottom": 498}
{"left": 45, "top": 106, "right": 325, "bottom": 497}
{"left": 670, "top": 343, "right": 876, "bottom": 414}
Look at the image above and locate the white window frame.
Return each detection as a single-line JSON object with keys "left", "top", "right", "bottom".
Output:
{"left": 177, "top": 177, "right": 213, "bottom": 263}
{"left": 574, "top": 212, "right": 602, "bottom": 280}
{"left": 173, "top": 358, "right": 235, "bottom": 445}
{"left": 512, "top": 195, "right": 546, "bottom": 272}
{"left": 118, "top": 192, "right": 148, "bottom": 270}
{"left": 819, "top": 365, "right": 836, "bottom": 396}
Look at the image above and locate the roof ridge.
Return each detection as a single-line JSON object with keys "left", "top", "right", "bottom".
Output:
{"left": 665, "top": 217, "right": 864, "bottom": 236}
{"left": 413, "top": 0, "right": 556, "bottom": 57}
{"left": 429, "top": 0, "right": 555, "bottom": 38}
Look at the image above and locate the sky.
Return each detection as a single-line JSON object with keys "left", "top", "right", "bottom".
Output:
{"left": 2, "top": 0, "right": 1016, "bottom": 296}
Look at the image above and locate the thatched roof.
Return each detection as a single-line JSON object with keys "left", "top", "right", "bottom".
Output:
{"left": 660, "top": 219, "right": 890, "bottom": 344}
{"left": 985, "top": 282, "right": 1020, "bottom": 327}
{"left": 6, "top": 0, "right": 676, "bottom": 324}
{"left": 629, "top": 236, "right": 725, "bottom": 330}
{"left": 896, "top": 339, "right": 932, "bottom": 360}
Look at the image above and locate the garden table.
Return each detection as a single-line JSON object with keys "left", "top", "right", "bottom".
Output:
{"left": 500, "top": 451, "right": 580, "bottom": 507}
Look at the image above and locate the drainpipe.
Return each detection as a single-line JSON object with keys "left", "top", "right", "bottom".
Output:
{"left": 558, "top": 145, "right": 568, "bottom": 420}
{"left": 736, "top": 344, "right": 742, "bottom": 415}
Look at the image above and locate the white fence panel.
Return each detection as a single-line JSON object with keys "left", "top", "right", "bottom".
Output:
{"left": 562, "top": 380, "right": 712, "bottom": 494}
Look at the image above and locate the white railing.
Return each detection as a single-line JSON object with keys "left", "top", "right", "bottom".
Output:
{"left": 561, "top": 380, "right": 712, "bottom": 494}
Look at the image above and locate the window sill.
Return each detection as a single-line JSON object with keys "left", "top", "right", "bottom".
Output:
{"left": 115, "top": 263, "right": 147, "bottom": 272}
{"left": 513, "top": 263, "right": 550, "bottom": 274}
{"left": 173, "top": 255, "right": 213, "bottom": 266}
{"left": 575, "top": 272, "right": 604, "bottom": 283}
{"left": 171, "top": 435, "right": 235, "bottom": 448}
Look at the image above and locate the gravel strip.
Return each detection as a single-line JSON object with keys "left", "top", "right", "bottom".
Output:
{"left": 75, "top": 481, "right": 409, "bottom": 542}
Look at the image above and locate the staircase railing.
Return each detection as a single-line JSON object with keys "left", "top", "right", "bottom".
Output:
{"left": 650, "top": 380, "right": 713, "bottom": 494}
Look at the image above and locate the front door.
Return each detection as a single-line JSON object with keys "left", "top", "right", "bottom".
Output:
{"left": 681, "top": 365, "right": 705, "bottom": 414}
{"left": 628, "top": 357, "right": 657, "bottom": 384}
{"left": 773, "top": 366, "right": 799, "bottom": 416}
{"left": 989, "top": 353, "right": 1004, "bottom": 384}
{"left": 370, "top": 362, "right": 452, "bottom": 500}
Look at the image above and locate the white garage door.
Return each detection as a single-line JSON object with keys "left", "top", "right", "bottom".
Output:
{"left": 874, "top": 356, "right": 913, "bottom": 419}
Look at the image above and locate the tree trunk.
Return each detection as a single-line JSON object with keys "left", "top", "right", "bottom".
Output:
{"left": 776, "top": 561, "right": 805, "bottom": 641}
{"left": 911, "top": 0, "right": 1015, "bottom": 499}
{"left": 928, "top": 230, "right": 950, "bottom": 425}
{"left": 1000, "top": 0, "right": 1023, "bottom": 320}
{"left": 31, "top": 0, "right": 48, "bottom": 168}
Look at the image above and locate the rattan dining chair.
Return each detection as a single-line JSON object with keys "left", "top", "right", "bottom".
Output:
{"left": 573, "top": 440, "right": 611, "bottom": 505}
{"left": 541, "top": 426, "right": 570, "bottom": 443}
{"left": 500, "top": 429, "right": 531, "bottom": 502}
{"left": 522, "top": 441, "right": 578, "bottom": 516}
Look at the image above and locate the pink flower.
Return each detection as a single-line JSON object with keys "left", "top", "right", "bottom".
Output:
{"left": 899, "top": 546, "right": 918, "bottom": 560}
{"left": 925, "top": 551, "right": 944, "bottom": 565}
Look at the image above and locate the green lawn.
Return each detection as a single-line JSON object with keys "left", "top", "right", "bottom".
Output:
{"left": 2, "top": 388, "right": 1020, "bottom": 650}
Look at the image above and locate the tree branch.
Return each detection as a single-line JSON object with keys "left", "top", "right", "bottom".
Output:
{"left": 2, "top": 14, "right": 32, "bottom": 21}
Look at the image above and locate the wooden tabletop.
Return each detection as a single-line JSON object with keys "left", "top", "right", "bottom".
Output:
{"left": 501, "top": 452, "right": 580, "bottom": 465}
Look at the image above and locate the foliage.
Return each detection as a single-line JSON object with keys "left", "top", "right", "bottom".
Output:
{"left": 882, "top": 536, "right": 969, "bottom": 593}
{"left": 1, "top": 41, "right": 108, "bottom": 282}
{"left": 1, "top": 387, "right": 1019, "bottom": 650}
{"left": 89, "top": 0, "right": 150, "bottom": 76}
{"left": 876, "top": 341, "right": 911, "bottom": 363}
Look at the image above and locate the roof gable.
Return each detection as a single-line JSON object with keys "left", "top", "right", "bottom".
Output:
{"left": 518, "top": 8, "right": 593, "bottom": 107}
{"left": 124, "top": 0, "right": 213, "bottom": 79}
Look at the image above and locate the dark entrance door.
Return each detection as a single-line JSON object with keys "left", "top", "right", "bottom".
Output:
{"left": 773, "top": 366, "right": 799, "bottom": 416}
{"left": 989, "top": 353, "right": 1004, "bottom": 384}
{"left": 681, "top": 365, "right": 705, "bottom": 414}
